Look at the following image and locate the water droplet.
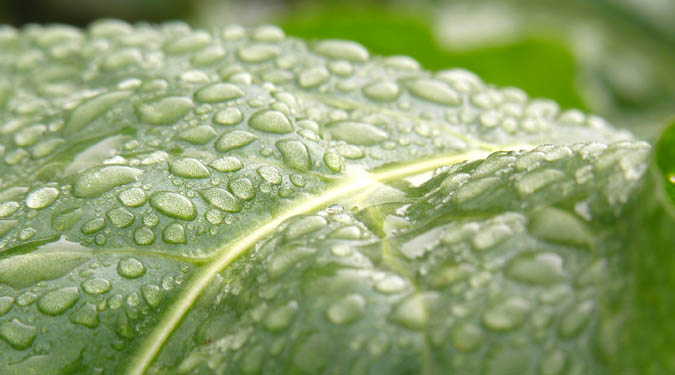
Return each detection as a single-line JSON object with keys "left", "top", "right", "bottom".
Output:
{"left": 323, "top": 151, "right": 343, "bottom": 172}
{"left": 451, "top": 322, "right": 484, "bottom": 352}
{"left": 65, "top": 91, "right": 132, "bottom": 135}
{"left": 404, "top": 79, "right": 461, "bottom": 106}
{"left": 81, "top": 217, "right": 105, "bottom": 234}
{"left": 25, "top": 187, "right": 59, "bottom": 209}
{"left": 429, "top": 263, "right": 474, "bottom": 288}
{"left": 229, "top": 177, "right": 256, "bottom": 200}
{"left": 0, "top": 201, "right": 19, "bottom": 218}
{"left": 559, "top": 300, "right": 594, "bottom": 338}
{"left": 328, "top": 60, "right": 353, "bottom": 76}
{"left": 276, "top": 140, "right": 310, "bottom": 171}
{"left": 51, "top": 207, "right": 83, "bottom": 231}
{"left": 209, "top": 156, "right": 243, "bottom": 173}
{"left": 134, "top": 227, "right": 155, "bottom": 245}
{"left": 540, "top": 349, "right": 568, "bottom": 375}
{"left": 0, "top": 296, "right": 13, "bottom": 316}
{"left": 390, "top": 294, "right": 428, "bottom": 330}
{"left": 149, "top": 191, "right": 196, "bottom": 220}
{"left": 178, "top": 125, "right": 217, "bottom": 144}
{"left": 214, "top": 107, "right": 243, "bottom": 126}
{"left": 117, "top": 187, "right": 147, "bottom": 208}
{"left": 165, "top": 31, "right": 211, "bottom": 54}
{"left": 195, "top": 83, "right": 244, "bottom": 103}
{"left": 136, "top": 97, "right": 194, "bottom": 125}
{"left": 107, "top": 207, "right": 135, "bottom": 228}
{"left": 363, "top": 81, "right": 400, "bottom": 101}
{"left": 0, "top": 219, "right": 18, "bottom": 238}
{"left": 314, "top": 40, "right": 369, "bottom": 62}
{"left": 257, "top": 165, "right": 282, "bottom": 185}
{"left": 506, "top": 252, "right": 567, "bottom": 285}
{"left": 528, "top": 207, "right": 591, "bottom": 248}
{"left": 327, "top": 121, "right": 388, "bottom": 145}
{"left": 298, "top": 67, "right": 329, "bottom": 88}
{"left": 253, "top": 25, "right": 285, "bottom": 42}
{"left": 375, "top": 275, "right": 407, "bottom": 293}
{"left": 330, "top": 244, "right": 351, "bottom": 256}
{"left": 0, "top": 318, "right": 38, "bottom": 349}
{"left": 472, "top": 223, "right": 512, "bottom": 251}
{"left": 81, "top": 278, "right": 111, "bottom": 295}
{"left": 326, "top": 294, "right": 366, "bottom": 325}
{"left": 264, "top": 301, "right": 298, "bottom": 332}
{"left": 163, "top": 223, "right": 186, "bottom": 244}
{"left": 237, "top": 44, "right": 280, "bottom": 63}
{"left": 248, "top": 110, "right": 293, "bottom": 134}
{"left": 267, "top": 247, "right": 316, "bottom": 279}
{"left": 516, "top": 169, "right": 565, "bottom": 196}
{"left": 482, "top": 297, "right": 530, "bottom": 332}
{"left": 215, "top": 130, "right": 258, "bottom": 152}
{"left": 169, "top": 158, "right": 210, "bottom": 179}
{"left": 117, "top": 258, "right": 145, "bottom": 279}
{"left": 73, "top": 166, "right": 143, "bottom": 198}
{"left": 285, "top": 215, "right": 327, "bottom": 240}
{"left": 14, "top": 124, "right": 46, "bottom": 147}
{"left": 337, "top": 144, "right": 364, "bottom": 159}
{"left": 141, "top": 284, "right": 161, "bottom": 308}
{"left": 200, "top": 188, "right": 241, "bottom": 212}
{"left": 37, "top": 287, "right": 80, "bottom": 315}
{"left": 69, "top": 302, "right": 99, "bottom": 328}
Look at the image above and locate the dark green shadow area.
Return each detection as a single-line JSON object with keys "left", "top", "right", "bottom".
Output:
{"left": 656, "top": 121, "right": 675, "bottom": 203}
{"left": 279, "top": 4, "right": 586, "bottom": 111}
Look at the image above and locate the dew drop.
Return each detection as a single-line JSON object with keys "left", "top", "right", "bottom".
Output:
{"left": 215, "top": 130, "right": 258, "bottom": 152}
{"left": 65, "top": 91, "right": 132, "bottom": 135}
{"left": 51, "top": 207, "right": 83, "bottom": 231}
{"left": 73, "top": 166, "right": 143, "bottom": 198}
{"left": 0, "top": 318, "right": 38, "bottom": 349}
{"left": 214, "top": 107, "right": 243, "bottom": 126}
{"left": 264, "top": 301, "right": 298, "bottom": 332}
{"left": 178, "top": 125, "right": 217, "bottom": 144}
{"left": 141, "top": 284, "right": 161, "bottom": 308}
{"left": 326, "top": 120, "right": 388, "bottom": 145}
{"left": 559, "top": 300, "right": 594, "bottom": 338}
{"left": 276, "top": 140, "right": 310, "bottom": 171}
{"left": 81, "top": 217, "right": 105, "bottom": 234}
{"left": 117, "top": 258, "right": 145, "bottom": 279}
{"left": 326, "top": 294, "right": 366, "bottom": 325}
{"left": 0, "top": 296, "right": 13, "bottom": 316}
{"left": 149, "top": 191, "right": 196, "bottom": 220}
{"left": 229, "top": 177, "right": 256, "bottom": 200}
{"left": 169, "top": 158, "right": 210, "bottom": 179}
{"left": 200, "top": 188, "right": 241, "bottom": 212}
{"left": 209, "top": 156, "right": 243, "bottom": 172}
{"left": 134, "top": 227, "right": 156, "bottom": 245}
{"left": 257, "top": 165, "right": 282, "bottom": 185}
{"left": 314, "top": 40, "right": 369, "bottom": 62}
{"left": 452, "top": 322, "right": 484, "bottom": 352}
{"left": 107, "top": 207, "right": 135, "bottom": 228}
{"left": 195, "top": 83, "right": 244, "bottom": 103}
{"left": 363, "top": 81, "right": 400, "bottom": 101}
{"left": 404, "top": 79, "right": 461, "bottom": 106}
{"left": 25, "top": 187, "right": 59, "bottom": 209}
{"left": 515, "top": 169, "right": 565, "bottom": 196}
{"left": 118, "top": 187, "right": 147, "bottom": 207}
{"left": 0, "top": 201, "right": 19, "bottom": 218}
{"left": 298, "top": 67, "right": 329, "bottom": 88}
{"left": 69, "top": 302, "right": 99, "bottom": 328}
{"left": 37, "top": 287, "right": 80, "bottom": 315}
{"left": 482, "top": 297, "right": 530, "bottom": 332}
{"left": 248, "top": 110, "right": 294, "bottom": 134}
{"left": 285, "top": 215, "right": 327, "bottom": 240}
{"left": 506, "top": 252, "right": 567, "bottom": 285}
{"left": 390, "top": 294, "right": 428, "bottom": 330}
{"left": 81, "top": 278, "right": 111, "bottom": 295}
{"left": 237, "top": 44, "right": 280, "bottom": 63}
{"left": 375, "top": 275, "right": 407, "bottom": 294}
{"left": 323, "top": 151, "right": 343, "bottom": 172}
{"left": 163, "top": 223, "right": 187, "bottom": 244}
{"left": 136, "top": 97, "right": 194, "bottom": 125}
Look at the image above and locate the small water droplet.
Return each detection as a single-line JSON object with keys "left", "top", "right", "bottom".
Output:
{"left": 178, "top": 125, "right": 217, "bottom": 145}
{"left": 257, "top": 165, "right": 282, "bottom": 185}
{"left": 314, "top": 40, "right": 369, "bottom": 62}
{"left": 149, "top": 191, "right": 196, "bottom": 220}
{"left": 118, "top": 187, "right": 147, "bottom": 207}
{"left": 141, "top": 284, "right": 161, "bottom": 308}
{"left": 25, "top": 187, "right": 59, "bottom": 209}
{"left": 117, "top": 258, "right": 145, "bottom": 279}
{"left": 37, "top": 287, "right": 80, "bottom": 315}
{"left": 107, "top": 207, "right": 135, "bottom": 228}
{"left": 363, "top": 81, "right": 400, "bottom": 101}
{"left": 326, "top": 294, "right": 366, "bottom": 325}
{"left": 169, "top": 158, "right": 210, "bottom": 179}
{"left": 0, "top": 201, "right": 19, "bottom": 218}
{"left": 276, "top": 140, "right": 310, "bottom": 170}
{"left": 323, "top": 151, "right": 343, "bottom": 172}
{"left": 506, "top": 252, "right": 567, "bottom": 285}
{"left": 229, "top": 177, "right": 256, "bottom": 200}
{"left": 0, "top": 296, "right": 13, "bottom": 316}
{"left": 81, "top": 217, "right": 105, "bottom": 234}
{"left": 559, "top": 300, "right": 594, "bottom": 338}
{"left": 163, "top": 223, "right": 187, "bottom": 244}
{"left": 248, "top": 110, "right": 293, "bottom": 134}
{"left": 264, "top": 301, "right": 298, "bottom": 332}
{"left": 200, "top": 188, "right": 241, "bottom": 212}
{"left": 214, "top": 107, "right": 243, "bottom": 126}
{"left": 69, "top": 302, "right": 99, "bottom": 328}
{"left": 136, "top": 97, "right": 194, "bottom": 125}
{"left": 390, "top": 294, "right": 428, "bottom": 330}
{"left": 134, "top": 227, "right": 156, "bottom": 245}
{"left": 81, "top": 278, "right": 111, "bottom": 295}
{"left": 298, "top": 67, "right": 329, "bottom": 88}
{"left": 195, "top": 83, "right": 244, "bottom": 103}
{"left": 404, "top": 78, "right": 461, "bottom": 106}
{"left": 326, "top": 121, "right": 388, "bottom": 146}
{"left": 482, "top": 297, "right": 530, "bottom": 332}
{"left": 451, "top": 322, "right": 484, "bottom": 352}
{"left": 237, "top": 44, "right": 280, "bottom": 63}
{"left": 375, "top": 275, "right": 407, "bottom": 293}
{"left": 215, "top": 130, "right": 258, "bottom": 152}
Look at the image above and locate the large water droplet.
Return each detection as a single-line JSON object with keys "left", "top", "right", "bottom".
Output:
{"left": 149, "top": 191, "right": 196, "bottom": 220}
{"left": 298, "top": 67, "right": 329, "bottom": 88}
{"left": 195, "top": 83, "right": 244, "bottom": 103}
{"left": 326, "top": 121, "right": 388, "bottom": 145}
{"left": 37, "top": 287, "right": 80, "bottom": 315}
{"left": 81, "top": 217, "right": 105, "bottom": 234}
{"left": 257, "top": 165, "right": 282, "bottom": 185}
{"left": 200, "top": 188, "right": 241, "bottom": 212}
{"left": 163, "top": 223, "right": 187, "bottom": 244}
{"left": 81, "top": 278, "right": 111, "bottom": 295}
{"left": 276, "top": 140, "right": 310, "bottom": 171}
{"left": 169, "top": 158, "right": 210, "bottom": 179}
{"left": 215, "top": 130, "right": 258, "bottom": 152}
{"left": 0, "top": 296, "right": 14, "bottom": 316}
{"left": 51, "top": 207, "right": 83, "bottom": 231}
{"left": 375, "top": 275, "right": 407, "bottom": 294}
{"left": 209, "top": 157, "right": 243, "bottom": 173}
{"left": 117, "top": 258, "right": 145, "bottom": 279}
{"left": 0, "top": 318, "right": 38, "bottom": 349}
{"left": 248, "top": 109, "right": 294, "bottom": 134}
{"left": 0, "top": 201, "right": 19, "bottom": 218}
{"left": 136, "top": 97, "right": 194, "bottom": 125}
{"left": 323, "top": 151, "right": 343, "bottom": 172}
{"left": 227, "top": 178, "right": 254, "bottom": 201}
{"left": 73, "top": 166, "right": 143, "bottom": 198}
{"left": 314, "top": 40, "right": 369, "bottom": 62}
{"left": 25, "top": 187, "right": 59, "bottom": 209}
{"left": 325, "top": 294, "right": 366, "bottom": 325}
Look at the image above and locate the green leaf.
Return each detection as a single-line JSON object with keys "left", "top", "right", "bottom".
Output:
{"left": 0, "top": 21, "right": 661, "bottom": 374}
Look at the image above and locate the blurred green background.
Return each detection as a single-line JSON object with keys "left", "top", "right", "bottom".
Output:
{"left": 1, "top": 0, "right": 673, "bottom": 139}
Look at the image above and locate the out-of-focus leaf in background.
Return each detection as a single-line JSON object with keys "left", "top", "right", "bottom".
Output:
{"left": 0, "top": 0, "right": 673, "bottom": 137}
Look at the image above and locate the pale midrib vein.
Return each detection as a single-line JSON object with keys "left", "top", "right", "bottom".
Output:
{"left": 125, "top": 147, "right": 529, "bottom": 375}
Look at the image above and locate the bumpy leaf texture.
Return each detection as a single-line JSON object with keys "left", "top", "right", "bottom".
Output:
{"left": 0, "top": 21, "right": 668, "bottom": 375}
